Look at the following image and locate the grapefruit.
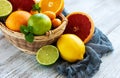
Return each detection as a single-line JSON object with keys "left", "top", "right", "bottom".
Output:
{"left": 8, "top": 0, "right": 35, "bottom": 12}
{"left": 64, "top": 12, "right": 95, "bottom": 43}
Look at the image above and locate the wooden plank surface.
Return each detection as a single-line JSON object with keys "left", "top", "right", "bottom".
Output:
{"left": 0, "top": 0, "right": 120, "bottom": 78}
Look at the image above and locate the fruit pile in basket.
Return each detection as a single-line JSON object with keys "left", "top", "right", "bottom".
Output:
{"left": 0, "top": 0, "right": 67, "bottom": 54}
{"left": 0, "top": 0, "right": 95, "bottom": 65}
{"left": 0, "top": 0, "right": 65, "bottom": 42}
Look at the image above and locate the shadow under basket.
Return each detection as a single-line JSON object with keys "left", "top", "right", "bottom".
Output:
{"left": 0, "top": 14, "right": 68, "bottom": 55}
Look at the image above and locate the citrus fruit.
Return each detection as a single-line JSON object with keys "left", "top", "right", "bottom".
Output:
{"left": 39, "top": 0, "right": 64, "bottom": 15}
{"left": 0, "top": 0, "right": 12, "bottom": 17}
{"left": 52, "top": 18, "right": 62, "bottom": 28}
{"left": 57, "top": 34, "right": 85, "bottom": 63}
{"left": 43, "top": 11, "right": 56, "bottom": 20}
{"left": 34, "top": 0, "right": 40, "bottom": 3}
{"left": 36, "top": 45, "right": 59, "bottom": 65}
{"left": 8, "top": 0, "right": 35, "bottom": 12}
{"left": 5, "top": 10, "right": 31, "bottom": 31}
{"left": 30, "top": 10, "right": 39, "bottom": 15}
{"left": 28, "top": 13, "right": 52, "bottom": 35}
{"left": 64, "top": 12, "right": 95, "bottom": 43}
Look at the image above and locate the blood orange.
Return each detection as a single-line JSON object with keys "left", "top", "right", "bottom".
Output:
{"left": 64, "top": 12, "right": 95, "bottom": 43}
{"left": 8, "top": 0, "right": 35, "bottom": 12}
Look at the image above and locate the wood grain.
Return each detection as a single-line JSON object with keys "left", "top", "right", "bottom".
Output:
{"left": 0, "top": 0, "right": 120, "bottom": 78}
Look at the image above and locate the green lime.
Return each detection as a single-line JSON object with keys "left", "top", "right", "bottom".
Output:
{"left": 36, "top": 45, "right": 59, "bottom": 65}
{"left": 0, "top": 0, "right": 12, "bottom": 17}
{"left": 28, "top": 13, "right": 52, "bottom": 35}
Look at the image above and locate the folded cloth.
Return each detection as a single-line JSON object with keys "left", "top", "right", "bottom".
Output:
{"left": 56, "top": 27, "right": 114, "bottom": 78}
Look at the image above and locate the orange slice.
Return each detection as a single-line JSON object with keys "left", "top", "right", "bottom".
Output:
{"left": 64, "top": 12, "right": 95, "bottom": 44}
{"left": 39, "top": 0, "right": 64, "bottom": 16}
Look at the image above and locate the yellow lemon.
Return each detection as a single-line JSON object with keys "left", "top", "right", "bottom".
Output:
{"left": 57, "top": 34, "right": 85, "bottom": 63}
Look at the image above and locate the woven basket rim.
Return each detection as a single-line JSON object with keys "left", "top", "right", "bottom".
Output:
{"left": 0, "top": 13, "right": 68, "bottom": 41}
{"left": 0, "top": 13, "right": 68, "bottom": 54}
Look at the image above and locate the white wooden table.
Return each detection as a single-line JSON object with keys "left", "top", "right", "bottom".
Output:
{"left": 0, "top": 0, "right": 120, "bottom": 78}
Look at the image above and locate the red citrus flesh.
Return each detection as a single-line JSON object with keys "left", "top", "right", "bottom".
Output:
{"left": 64, "top": 12, "right": 94, "bottom": 43}
{"left": 8, "top": 0, "right": 35, "bottom": 12}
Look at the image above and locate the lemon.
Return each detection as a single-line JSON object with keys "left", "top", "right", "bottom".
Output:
{"left": 57, "top": 34, "right": 85, "bottom": 63}
{"left": 0, "top": 0, "right": 12, "bottom": 17}
{"left": 36, "top": 45, "right": 59, "bottom": 65}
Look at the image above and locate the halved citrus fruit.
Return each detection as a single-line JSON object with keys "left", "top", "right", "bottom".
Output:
{"left": 36, "top": 45, "right": 59, "bottom": 65}
{"left": 0, "top": 0, "right": 12, "bottom": 17}
{"left": 39, "top": 0, "right": 64, "bottom": 16}
{"left": 8, "top": 0, "right": 35, "bottom": 12}
{"left": 64, "top": 12, "right": 95, "bottom": 43}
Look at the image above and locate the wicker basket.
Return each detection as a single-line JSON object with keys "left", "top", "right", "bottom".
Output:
{"left": 0, "top": 13, "right": 68, "bottom": 55}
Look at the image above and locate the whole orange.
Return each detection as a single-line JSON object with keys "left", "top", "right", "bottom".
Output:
{"left": 43, "top": 11, "right": 56, "bottom": 20}
{"left": 52, "top": 18, "right": 61, "bottom": 28}
{"left": 5, "top": 10, "right": 31, "bottom": 31}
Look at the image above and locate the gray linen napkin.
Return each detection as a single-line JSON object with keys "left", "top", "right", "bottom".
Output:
{"left": 56, "top": 11, "right": 114, "bottom": 78}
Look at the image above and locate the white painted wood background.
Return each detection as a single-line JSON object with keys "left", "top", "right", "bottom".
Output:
{"left": 0, "top": 0, "right": 120, "bottom": 78}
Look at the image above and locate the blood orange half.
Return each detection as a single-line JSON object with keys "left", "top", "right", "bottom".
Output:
{"left": 64, "top": 12, "right": 95, "bottom": 43}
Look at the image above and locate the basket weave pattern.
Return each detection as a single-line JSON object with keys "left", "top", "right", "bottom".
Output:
{"left": 0, "top": 14, "right": 68, "bottom": 54}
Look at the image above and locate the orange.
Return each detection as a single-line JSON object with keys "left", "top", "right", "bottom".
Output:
{"left": 30, "top": 10, "right": 39, "bottom": 15}
{"left": 43, "top": 11, "right": 56, "bottom": 20}
{"left": 52, "top": 18, "right": 61, "bottom": 28}
{"left": 5, "top": 10, "right": 31, "bottom": 31}
{"left": 39, "top": 0, "right": 64, "bottom": 16}
{"left": 64, "top": 12, "right": 95, "bottom": 44}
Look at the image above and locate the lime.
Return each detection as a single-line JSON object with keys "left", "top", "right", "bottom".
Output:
{"left": 0, "top": 0, "right": 12, "bottom": 17}
{"left": 36, "top": 45, "right": 59, "bottom": 65}
{"left": 28, "top": 13, "right": 52, "bottom": 35}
